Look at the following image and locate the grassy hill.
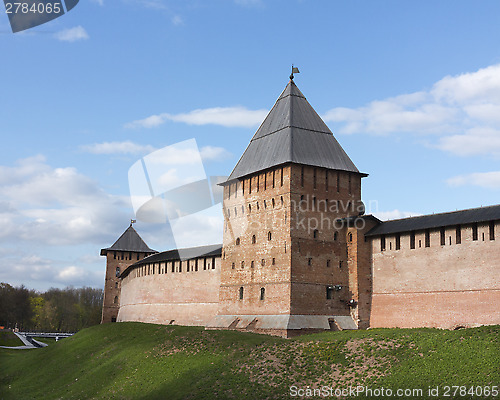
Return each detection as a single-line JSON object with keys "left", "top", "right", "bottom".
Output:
{"left": 0, "top": 323, "right": 498, "bottom": 399}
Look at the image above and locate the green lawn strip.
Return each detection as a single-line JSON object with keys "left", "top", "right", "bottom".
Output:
{"left": 0, "top": 331, "right": 23, "bottom": 347}
{"left": 0, "top": 323, "right": 498, "bottom": 400}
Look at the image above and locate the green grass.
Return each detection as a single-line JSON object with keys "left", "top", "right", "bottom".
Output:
{"left": 0, "top": 331, "right": 23, "bottom": 347}
{"left": 0, "top": 323, "right": 498, "bottom": 399}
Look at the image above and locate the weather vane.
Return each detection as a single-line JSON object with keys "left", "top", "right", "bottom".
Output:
{"left": 290, "top": 65, "right": 300, "bottom": 80}
{"left": 130, "top": 219, "right": 137, "bottom": 226}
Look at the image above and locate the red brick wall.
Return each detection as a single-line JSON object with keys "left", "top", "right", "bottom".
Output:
{"left": 369, "top": 221, "right": 500, "bottom": 328}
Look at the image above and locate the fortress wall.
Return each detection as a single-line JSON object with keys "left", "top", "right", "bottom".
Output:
{"left": 370, "top": 221, "right": 500, "bottom": 328}
{"left": 118, "top": 257, "right": 221, "bottom": 326}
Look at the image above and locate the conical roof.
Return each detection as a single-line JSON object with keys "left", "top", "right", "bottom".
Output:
{"left": 227, "top": 80, "right": 362, "bottom": 182}
{"left": 100, "top": 225, "right": 156, "bottom": 255}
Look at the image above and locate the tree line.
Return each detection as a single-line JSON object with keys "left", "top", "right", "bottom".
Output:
{"left": 0, "top": 283, "right": 103, "bottom": 332}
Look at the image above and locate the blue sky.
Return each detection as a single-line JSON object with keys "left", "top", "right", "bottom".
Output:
{"left": 1, "top": 0, "right": 499, "bottom": 290}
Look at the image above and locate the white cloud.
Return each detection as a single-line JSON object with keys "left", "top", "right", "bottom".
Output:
{"left": 91, "top": 0, "right": 104, "bottom": 5}
{"left": 200, "top": 146, "right": 232, "bottom": 161}
{"left": 125, "top": 106, "right": 268, "bottom": 129}
{"left": 323, "top": 64, "right": 500, "bottom": 157}
{"left": 447, "top": 171, "right": 500, "bottom": 190}
{"left": 81, "top": 141, "right": 155, "bottom": 155}
{"left": 437, "top": 127, "right": 500, "bottom": 157}
{"left": 54, "top": 26, "right": 89, "bottom": 42}
{"left": 373, "top": 209, "right": 421, "bottom": 221}
{"left": 0, "top": 155, "right": 131, "bottom": 246}
{"left": 172, "top": 15, "right": 184, "bottom": 26}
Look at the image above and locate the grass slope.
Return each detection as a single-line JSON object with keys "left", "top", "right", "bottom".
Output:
{"left": 0, "top": 331, "right": 23, "bottom": 347}
{"left": 0, "top": 323, "right": 498, "bottom": 400}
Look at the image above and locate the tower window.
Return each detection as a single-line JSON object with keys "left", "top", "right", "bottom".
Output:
{"left": 440, "top": 227, "right": 445, "bottom": 245}
{"left": 308, "top": 258, "right": 312, "bottom": 266}
{"left": 264, "top": 200, "right": 267, "bottom": 209}
{"left": 348, "top": 232, "right": 353, "bottom": 242}
{"left": 272, "top": 170, "right": 275, "bottom": 188}
{"left": 212, "top": 257, "right": 216, "bottom": 269}
{"left": 339, "top": 260, "right": 343, "bottom": 268}
{"left": 334, "top": 232, "right": 338, "bottom": 241}
{"left": 248, "top": 204, "right": 251, "bottom": 213}
{"left": 410, "top": 231, "right": 415, "bottom": 249}
{"left": 326, "top": 286, "right": 334, "bottom": 300}
{"left": 326, "top": 260, "right": 330, "bottom": 268}
{"left": 241, "top": 261, "right": 245, "bottom": 268}
{"left": 261, "top": 259, "right": 266, "bottom": 266}
{"left": 313, "top": 230, "right": 319, "bottom": 239}
{"left": 260, "top": 288, "right": 265, "bottom": 301}
{"left": 301, "top": 166, "right": 304, "bottom": 187}
{"left": 336, "top": 172, "right": 340, "bottom": 193}
{"left": 251, "top": 261, "right": 254, "bottom": 268}
{"left": 239, "top": 287, "right": 244, "bottom": 300}
{"left": 325, "top": 171, "right": 329, "bottom": 191}
{"left": 113, "top": 296, "right": 118, "bottom": 304}
{"left": 235, "top": 207, "right": 237, "bottom": 217}
{"left": 115, "top": 267, "right": 120, "bottom": 277}
{"left": 395, "top": 233, "right": 401, "bottom": 250}
{"left": 281, "top": 196, "right": 284, "bottom": 206}
{"left": 348, "top": 174, "right": 352, "bottom": 194}
{"left": 380, "top": 235, "right": 386, "bottom": 251}
{"left": 115, "top": 282, "right": 118, "bottom": 288}
{"left": 268, "top": 231, "right": 272, "bottom": 241}
{"left": 281, "top": 167, "right": 284, "bottom": 186}
{"left": 137, "top": 253, "right": 140, "bottom": 260}
{"left": 425, "top": 229, "right": 430, "bottom": 248}
{"left": 252, "top": 235, "right": 256, "bottom": 244}
{"left": 313, "top": 168, "right": 317, "bottom": 189}
{"left": 121, "top": 252, "right": 124, "bottom": 260}
{"left": 272, "top": 198, "right": 275, "bottom": 208}
{"left": 272, "top": 258, "right": 275, "bottom": 265}
{"left": 490, "top": 221, "right": 495, "bottom": 240}
{"left": 456, "top": 225, "right": 462, "bottom": 244}
{"left": 232, "top": 262, "right": 235, "bottom": 269}
{"left": 236, "top": 238, "right": 240, "bottom": 245}
{"left": 472, "top": 223, "right": 478, "bottom": 241}
{"left": 113, "top": 251, "right": 116, "bottom": 260}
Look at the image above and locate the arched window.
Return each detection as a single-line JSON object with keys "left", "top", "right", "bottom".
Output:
{"left": 236, "top": 237, "right": 240, "bottom": 245}
{"left": 260, "top": 288, "right": 265, "bottom": 301}
{"left": 252, "top": 235, "right": 256, "bottom": 244}
{"left": 113, "top": 296, "right": 118, "bottom": 304}
{"left": 239, "top": 287, "right": 244, "bottom": 300}
{"left": 268, "top": 231, "right": 272, "bottom": 241}
{"left": 115, "top": 267, "right": 120, "bottom": 277}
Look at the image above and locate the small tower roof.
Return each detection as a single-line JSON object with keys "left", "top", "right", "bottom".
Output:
{"left": 100, "top": 225, "right": 156, "bottom": 256}
{"left": 226, "top": 79, "right": 364, "bottom": 182}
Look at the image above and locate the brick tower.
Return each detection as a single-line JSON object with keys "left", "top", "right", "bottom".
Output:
{"left": 211, "top": 77, "right": 369, "bottom": 337}
{"left": 100, "top": 222, "right": 156, "bottom": 323}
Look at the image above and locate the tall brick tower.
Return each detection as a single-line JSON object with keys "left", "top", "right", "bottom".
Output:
{"left": 100, "top": 222, "right": 156, "bottom": 323}
{"left": 211, "top": 76, "right": 369, "bottom": 337}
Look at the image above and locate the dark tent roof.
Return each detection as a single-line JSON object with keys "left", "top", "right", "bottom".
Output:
{"left": 226, "top": 80, "right": 364, "bottom": 182}
{"left": 120, "top": 244, "right": 222, "bottom": 278}
{"left": 100, "top": 225, "right": 156, "bottom": 256}
{"left": 366, "top": 204, "right": 500, "bottom": 237}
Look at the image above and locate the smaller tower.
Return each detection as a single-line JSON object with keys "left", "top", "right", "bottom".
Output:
{"left": 100, "top": 222, "right": 156, "bottom": 323}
